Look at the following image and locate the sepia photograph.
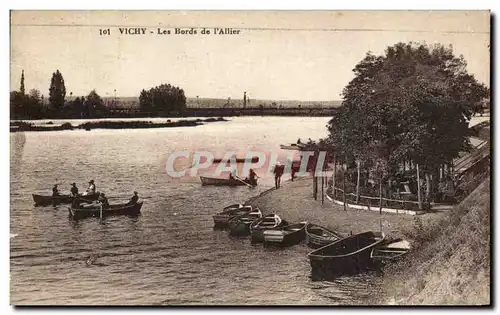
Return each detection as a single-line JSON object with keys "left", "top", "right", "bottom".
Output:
{"left": 9, "top": 10, "right": 491, "bottom": 306}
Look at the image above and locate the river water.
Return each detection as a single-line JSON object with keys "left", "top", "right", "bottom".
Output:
{"left": 10, "top": 116, "right": 382, "bottom": 305}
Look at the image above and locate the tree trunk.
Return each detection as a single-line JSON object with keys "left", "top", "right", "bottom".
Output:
{"left": 379, "top": 169, "right": 383, "bottom": 214}
{"left": 356, "top": 159, "right": 361, "bottom": 204}
{"left": 343, "top": 165, "right": 346, "bottom": 211}
{"left": 417, "top": 164, "right": 422, "bottom": 209}
{"left": 332, "top": 154, "right": 336, "bottom": 199}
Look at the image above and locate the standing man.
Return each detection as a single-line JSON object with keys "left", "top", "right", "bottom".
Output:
{"left": 273, "top": 162, "right": 284, "bottom": 189}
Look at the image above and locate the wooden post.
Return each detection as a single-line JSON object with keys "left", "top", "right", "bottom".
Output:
{"left": 417, "top": 163, "right": 422, "bottom": 210}
{"left": 332, "top": 154, "right": 336, "bottom": 199}
{"left": 321, "top": 173, "right": 324, "bottom": 204}
{"left": 379, "top": 169, "right": 383, "bottom": 214}
{"left": 343, "top": 166, "right": 347, "bottom": 211}
{"left": 356, "top": 159, "right": 361, "bottom": 204}
{"left": 313, "top": 175, "right": 318, "bottom": 200}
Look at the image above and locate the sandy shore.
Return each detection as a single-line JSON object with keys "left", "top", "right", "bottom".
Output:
{"left": 246, "top": 176, "right": 441, "bottom": 239}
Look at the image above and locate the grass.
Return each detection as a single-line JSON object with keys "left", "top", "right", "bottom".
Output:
{"left": 382, "top": 177, "right": 490, "bottom": 305}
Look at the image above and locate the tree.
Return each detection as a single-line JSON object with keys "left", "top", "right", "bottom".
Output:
{"left": 20, "top": 70, "right": 25, "bottom": 95}
{"left": 49, "top": 70, "right": 66, "bottom": 114}
{"left": 327, "top": 42, "right": 489, "bottom": 204}
{"left": 139, "top": 83, "right": 186, "bottom": 116}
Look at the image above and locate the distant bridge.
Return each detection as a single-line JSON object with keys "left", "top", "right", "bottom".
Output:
{"left": 106, "top": 106, "right": 340, "bottom": 117}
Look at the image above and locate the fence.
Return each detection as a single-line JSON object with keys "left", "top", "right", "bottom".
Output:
{"left": 327, "top": 187, "right": 423, "bottom": 212}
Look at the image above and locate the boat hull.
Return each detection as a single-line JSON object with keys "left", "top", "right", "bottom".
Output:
{"left": 69, "top": 202, "right": 143, "bottom": 220}
{"left": 305, "top": 224, "right": 343, "bottom": 249}
{"left": 32, "top": 193, "right": 99, "bottom": 206}
{"left": 213, "top": 205, "right": 253, "bottom": 228}
{"left": 263, "top": 223, "right": 307, "bottom": 247}
{"left": 308, "top": 231, "right": 385, "bottom": 278}
{"left": 249, "top": 214, "right": 283, "bottom": 243}
{"left": 200, "top": 176, "right": 255, "bottom": 187}
{"left": 228, "top": 211, "right": 262, "bottom": 236}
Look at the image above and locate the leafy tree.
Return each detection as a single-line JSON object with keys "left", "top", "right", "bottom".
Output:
{"left": 20, "top": 70, "right": 25, "bottom": 95}
{"left": 10, "top": 91, "right": 25, "bottom": 119}
{"left": 139, "top": 84, "right": 186, "bottom": 116}
{"left": 49, "top": 70, "right": 66, "bottom": 114}
{"left": 327, "top": 42, "right": 489, "bottom": 204}
{"left": 82, "top": 90, "right": 107, "bottom": 118}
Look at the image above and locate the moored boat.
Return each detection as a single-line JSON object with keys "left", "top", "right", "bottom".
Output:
{"left": 228, "top": 208, "right": 262, "bottom": 236}
{"left": 200, "top": 176, "right": 256, "bottom": 187}
{"left": 263, "top": 222, "right": 307, "bottom": 247}
{"left": 305, "top": 223, "right": 344, "bottom": 249}
{"left": 32, "top": 193, "right": 99, "bottom": 206}
{"left": 249, "top": 213, "right": 284, "bottom": 243}
{"left": 370, "top": 239, "right": 410, "bottom": 262}
{"left": 279, "top": 143, "right": 304, "bottom": 150}
{"left": 308, "top": 231, "right": 385, "bottom": 277}
{"left": 213, "top": 204, "right": 253, "bottom": 227}
{"left": 68, "top": 201, "right": 143, "bottom": 220}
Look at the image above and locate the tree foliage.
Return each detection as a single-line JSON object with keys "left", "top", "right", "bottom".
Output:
{"left": 49, "top": 70, "right": 66, "bottom": 113}
{"left": 139, "top": 83, "right": 186, "bottom": 116}
{"left": 20, "top": 70, "right": 25, "bottom": 95}
{"left": 326, "top": 42, "right": 489, "bottom": 201}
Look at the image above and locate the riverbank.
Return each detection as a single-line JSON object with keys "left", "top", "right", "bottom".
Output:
{"left": 10, "top": 117, "right": 227, "bottom": 132}
{"left": 246, "top": 177, "right": 443, "bottom": 240}
{"left": 381, "top": 178, "right": 490, "bottom": 305}
{"left": 245, "top": 176, "right": 490, "bottom": 305}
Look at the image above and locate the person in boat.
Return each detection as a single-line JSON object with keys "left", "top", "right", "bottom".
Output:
{"left": 84, "top": 180, "right": 96, "bottom": 196}
{"left": 52, "top": 184, "right": 60, "bottom": 197}
{"left": 97, "top": 192, "right": 109, "bottom": 208}
{"left": 126, "top": 191, "right": 139, "bottom": 206}
{"left": 248, "top": 169, "right": 258, "bottom": 186}
{"left": 70, "top": 183, "right": 79, "bottom": 197}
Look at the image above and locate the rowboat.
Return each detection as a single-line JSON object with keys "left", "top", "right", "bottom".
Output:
{"left": 228, "top": 208, "right": 262, "bottom": 236}
{"left": 32, "top": 193, "right": 99, "bottom": 206}
{"left": 305, "top": 223, "right": 344, "bottom": 249}
{"left": 263, "top": 222, "right": 307, "bottom": 247}
{"left": 279, "top": 144, "right": 304, "bottom": 150}
{"left": 371, "top": 239, "right": 410, "bottom": 262}
{"left": 249, "top": 213, "right": 284, "bottom": 243}
{"left": 68, "top": 202, "right": 143, "bottom": 220}
{"left": 213, "top": 157, "right": 260, "bottom": 163}
{"left": 308, "top": 231, "right": 385, "bottom": 277}
{"left": 200, "top": 176, "right": 256, "bottom": 187}
{"left": 213, "top": 204, "right": 253, "bottom": 227}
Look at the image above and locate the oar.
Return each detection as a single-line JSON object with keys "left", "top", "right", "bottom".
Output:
{"left": 234, "top": 176, "right": 253, "bottom": 188}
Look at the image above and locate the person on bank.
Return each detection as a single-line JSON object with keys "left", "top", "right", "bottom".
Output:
{"left": 126, "top": 191, "right": 139, "bottom": 206}
{"left": 52, "top": 184, "right": 60, "bottom": 196}
{"left": 273, "top": 162, "right": 285, "bottom": 189}
{"left": 70, "top": 183, "right": 79, "bottom": 197}
{"left": 97, "top": 192, "right": 109, "bottom": 208}
{"left": 84, "top": 180, "right": 96, "bottom": 196}
{"left": 248, "top": 169, "right": 258, "bottom": 186}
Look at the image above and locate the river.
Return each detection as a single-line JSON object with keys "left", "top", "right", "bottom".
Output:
{"left": 10, "top": 116, "right": 383, "bottom": 305}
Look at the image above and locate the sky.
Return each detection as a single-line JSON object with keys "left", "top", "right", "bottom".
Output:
{"left": 10, "top": 11, "right": 490, "bottom": 101}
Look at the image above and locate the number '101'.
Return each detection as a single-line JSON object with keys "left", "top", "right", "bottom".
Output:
{"left": 99, "top": 28, "right": 111, "bottom": 35}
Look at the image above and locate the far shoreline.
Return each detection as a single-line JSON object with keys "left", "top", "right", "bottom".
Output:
{"left": 9, "top": 117, "right": 228, "bottom": 132}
